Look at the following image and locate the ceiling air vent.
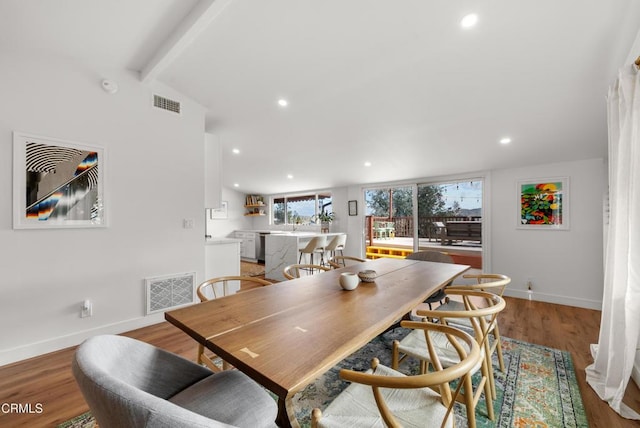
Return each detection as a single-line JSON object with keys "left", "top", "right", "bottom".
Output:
{"left": 153, "top": 94, "right": 181, "bottom": 114}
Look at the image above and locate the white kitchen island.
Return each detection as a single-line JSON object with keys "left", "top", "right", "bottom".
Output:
{"left": 265, "top": 232, "right": 344, "bottom": 281}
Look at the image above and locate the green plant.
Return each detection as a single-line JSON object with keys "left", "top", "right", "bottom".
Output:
{"left": 317, "top": 212, "right": 335, "bottom": 223}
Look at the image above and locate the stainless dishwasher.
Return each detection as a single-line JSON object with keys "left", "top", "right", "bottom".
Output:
{"left": 258, "top": 233, "right": 267, "bottom": 262}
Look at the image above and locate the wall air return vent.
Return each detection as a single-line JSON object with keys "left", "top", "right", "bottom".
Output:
{"left": 145, "top": 272, "right": 195, "bottom": 314}
{"left": 153, "top": 94, "right": 181, "bottom": 114}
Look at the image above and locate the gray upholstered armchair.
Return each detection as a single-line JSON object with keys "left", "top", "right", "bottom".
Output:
{"left": 72, "top": 334, "right": 277, "bottom": 428}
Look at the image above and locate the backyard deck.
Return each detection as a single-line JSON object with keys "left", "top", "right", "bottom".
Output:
{"left": 366, "top": 237, "right": 482, "bottom": 269}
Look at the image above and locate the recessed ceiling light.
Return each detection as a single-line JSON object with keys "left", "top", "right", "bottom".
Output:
{"left": 364, "top": 161, "right": 372, "bottom": 167}
{"left": 277, "top": 99, "right": 288, "bottom": 107}
{"left": 500, "top": 137, "right": 512, "bottom": 144}
{"left": 232, "top": 148, "right": 240, "bottom": 154}
{"left": 460, "top": 13, "right": 478, "bottom": 28}
{"left": 233, "top": 183, "right": 239, "bottom": 187}
{"left": 287, "top": 174, "right": 293, "bottom": 179}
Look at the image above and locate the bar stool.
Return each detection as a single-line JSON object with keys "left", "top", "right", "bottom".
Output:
{"left": 298, "top": 235, "right": 327, "bottom": 266}
{"left": 283, "top": 264, "right": 331, "bottom": 279}
{"left": 325, "top": 234, "right": 347, "bottom": 263}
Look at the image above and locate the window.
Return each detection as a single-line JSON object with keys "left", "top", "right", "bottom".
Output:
{"left": 364, "top": 186, "right": 413, "bottom": 218}
{"left": 272, "top": 193, "right": 332, "bottom": 225}
{"left": 415, "top": 180, "right": 482, "bottom": 242}
{"left": 365, "top": 186, "right": 413, "bottom": 246}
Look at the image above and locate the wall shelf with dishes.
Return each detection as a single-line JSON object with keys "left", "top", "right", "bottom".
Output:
{"left": 244, "top": 195, "right": 266, "bottom": 216}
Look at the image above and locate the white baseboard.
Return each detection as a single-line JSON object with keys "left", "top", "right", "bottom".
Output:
{"left": 503, "top": 289, "right": 602, "bottom": 311}
{"left": 1, "top": 291, "right": 604, "bottom": 367}
{"left": 0, "top": 313, "right": 165, "bottom": 367}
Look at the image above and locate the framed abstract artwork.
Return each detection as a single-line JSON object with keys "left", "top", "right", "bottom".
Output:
{"left": 13, "top": 132, "right": 106, "bottom": 229}
{"left": 517, "top": 177, "right": 569, "bottom": 230}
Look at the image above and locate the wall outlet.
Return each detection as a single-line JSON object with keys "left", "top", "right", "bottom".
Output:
{"left": 183, "top": 218, "right": 194, "bottom": 229}
{"left": 81, "top": 299, "right": 92, "bottom": 318}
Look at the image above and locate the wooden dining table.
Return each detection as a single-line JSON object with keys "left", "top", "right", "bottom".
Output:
{"left": 165, "top": 257, "right": 469, "bottom": 428}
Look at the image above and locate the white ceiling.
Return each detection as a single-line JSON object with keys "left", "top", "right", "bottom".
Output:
{"left": 3, "top": 0, "right": 640, "bottom": 195}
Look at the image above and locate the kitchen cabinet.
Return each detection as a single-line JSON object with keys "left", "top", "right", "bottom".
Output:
{"left": 205, "top": 239, "right": 241, "bottom": 295}
{"left": 235, "top": 231, "right": 257, "bottom": 261}
{"left": 204, "top": 133, "right": 222, "bottom": 208}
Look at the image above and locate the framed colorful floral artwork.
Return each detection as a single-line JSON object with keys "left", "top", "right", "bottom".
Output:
{"left": 517, "top": 177, "right": 569, "bottom": 230}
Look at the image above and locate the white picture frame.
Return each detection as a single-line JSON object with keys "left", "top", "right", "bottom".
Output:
{"left": 517, "top": 177, "right": 569, "bottom": 230}
{"left": 210, "top": 201, "right": 228, "bottom": 219}
{"left": 13, "top": 131, "right": 106, "bottom": 229}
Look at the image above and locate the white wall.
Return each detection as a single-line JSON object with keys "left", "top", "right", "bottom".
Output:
{"left": 205, "top": 186, "right": 254, "bottom": 238}
{"left": 0, "top": 53, "right": 207, "bottom": 366}
{"left": 491, "top": 158, "right": 605, "bottom": 309}
{"left": 345, "top": 186, "right": 367, "bottom": 259}
{"left": 328, "top": 187, "right": 348, "bottom": 234}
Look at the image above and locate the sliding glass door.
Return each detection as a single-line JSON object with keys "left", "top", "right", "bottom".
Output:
{"left": 364, "top": 186, "right": 415, "bottom": 255}
{"left": 416, "top": 179, "right": 483, "bottom": 268}
{"left": 363, "top": 179, "right": 483, "bottom": 269}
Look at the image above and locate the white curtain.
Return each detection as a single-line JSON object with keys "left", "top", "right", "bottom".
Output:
{"left": 585, "top": 62, "right": 640, "bottom": 419}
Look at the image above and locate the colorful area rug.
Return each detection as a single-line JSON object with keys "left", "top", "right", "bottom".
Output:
{"left": 59, "top": 329, "right": 587, "bottom": 428}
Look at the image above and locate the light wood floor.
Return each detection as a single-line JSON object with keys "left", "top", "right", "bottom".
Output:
{"left": 0, "top": 297, "right": 638, "bottom": 428}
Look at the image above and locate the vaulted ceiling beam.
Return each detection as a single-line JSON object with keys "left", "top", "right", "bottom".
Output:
{"left": 140, "top": 0, "right": 233, "bottom": 83}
